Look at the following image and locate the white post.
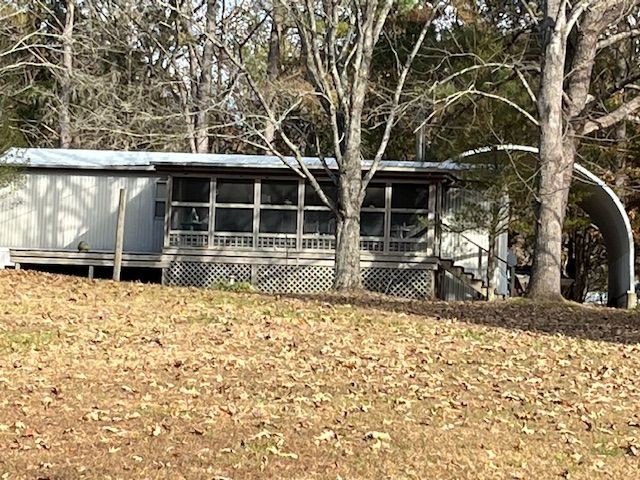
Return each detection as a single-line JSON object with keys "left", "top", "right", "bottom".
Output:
{"left": 113, "top": 188, "right": 127, "bottom": 281}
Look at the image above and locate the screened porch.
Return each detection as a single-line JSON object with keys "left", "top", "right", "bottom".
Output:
{"left": 164, "top": 175, "right": 439, "bottom": 256}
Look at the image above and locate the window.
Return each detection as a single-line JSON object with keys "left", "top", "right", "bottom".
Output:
{"left": 261, "top": 180, "right": 298, "bottom": 205}
{"left": 171, "top": 206, "right": 209, "bottom": 231}
{"left": 360, "top": 183, "right": 385, "bottom": 238}
{"left": 260, "top": 209, "right": 297, "bottom": 233}
{"left": 303, "top": 183, "right": 336, "bottom": 244}
{"left": 156, "top": 181, "right": 167, "bottom": 198}
{"left": 303, "top": 210, "right": 336, "bottom": 235}
{"left": 154, "top": 180, "right": 167, "bottom": 219}
{"left": 303, "top": 183, "right": 387, "bottom": 245}
{"left": 172, "top": 177, "right": 210, "bottom": 203}
{"left": 154, "top": 201, "right": 166, "bottom": 219}
{"left": 389, "top": 183, "right": 429, "bottom": 242}
{"left": 217, "top": 179, "right": 253, "bottom": 204}
{"left": 213, "top": 179, "right": 255, "bottom": 234}
{"left": 215, "top": 208, "right": 253, "bottom": 232}
{"left": 391, "top": 183, "right": 428, "bottom": 209}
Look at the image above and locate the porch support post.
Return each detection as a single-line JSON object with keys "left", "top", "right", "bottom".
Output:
{"left": 253, "top": 180, "right": 260, "bottom": 248}
{"left": 296, "top": 180, "right": 304, "bottom": 250}
{"left": 163, "top": 176, "right": 172, "bottom": 249}
{"left": 383, "top": 183, "right": 391, "bottom": 253}
{"left": 430, "top": 183, "right": 441, "bottom": 257}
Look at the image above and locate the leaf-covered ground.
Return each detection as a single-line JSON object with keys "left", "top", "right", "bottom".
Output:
{"left": 1, "top": 270, "right": 640, "bottom": 479}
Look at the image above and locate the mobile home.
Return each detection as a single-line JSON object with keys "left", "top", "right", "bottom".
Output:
{"left": 0, "top": 148, "right": 509, "bottom": 299}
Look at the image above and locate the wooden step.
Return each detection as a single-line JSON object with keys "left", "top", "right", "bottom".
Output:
{"left": 439, "top": 258, "right": 486, "bottom": 298}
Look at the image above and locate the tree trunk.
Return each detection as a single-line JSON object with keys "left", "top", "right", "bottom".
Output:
{"left": 485, "top": 234, "right": 495, "bottom": 301}
{"left": 528, "top": 1, "right": 624, "bottom": 301}
{"left": 194, "top": 0, "right": 216, "bottom": 154}
{"left": 264, "top": 5, "right": 282, "bottom": 148}
{"left": 334, "top": 154, "right": 363, "bottom": 291}
{"left": 527, "top": 1, "right": 570, "bottom": 301}
{"left": 485, "top": 195, "right": 505, "bottom": 301}
{"left": 334, "top": 206, "right": 362, "bottom": 291}
{"left": 59, "top": 1, "right": 74, "bottom": 149}
{"left": 529, "top": 135, "right": 576, "bottom": 300}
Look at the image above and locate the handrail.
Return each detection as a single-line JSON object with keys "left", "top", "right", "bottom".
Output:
{"left": 439, "top": 221, "right": 509, "bottom": 266}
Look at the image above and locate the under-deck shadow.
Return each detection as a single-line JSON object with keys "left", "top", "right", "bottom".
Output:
{"left": 282, "top": 293, "right": 640, "bottom": 345}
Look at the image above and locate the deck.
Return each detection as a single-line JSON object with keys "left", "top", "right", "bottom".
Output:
{"left": 7, "top": 247, "right": 440, "bottom": 271}
{"left": 7, "top": 247, "right": 440, "bottom": 298}
{"left": 8, "top": 248, "right": 166, "bottom": 269}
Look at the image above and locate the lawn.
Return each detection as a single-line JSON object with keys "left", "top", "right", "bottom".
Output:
{"left": 0, "top": 270, "right": 640, "bottom": 479}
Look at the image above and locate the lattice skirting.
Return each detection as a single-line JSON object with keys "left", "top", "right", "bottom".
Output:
{"left": 256, "top": 264, "right": 334, "bottom": 294}
{"left": 163, "top": 262, "right": 251, "bottom": 288}
{"left": 362, "top": 268, "right": 433, "bottom": 298}
{"left": 163, "top": 261, "right": 434, "bottom": 299}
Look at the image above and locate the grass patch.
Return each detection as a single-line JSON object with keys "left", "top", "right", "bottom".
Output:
{"left": 0, "top": 329, "right": 56, "bottom": 352}
{"left": 211, "top": 280, "right": 255, "bottom": 292}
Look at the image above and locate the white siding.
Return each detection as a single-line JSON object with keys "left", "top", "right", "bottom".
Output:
{"left": 0, "top": 170, "right": 164, "bottom": 253}
{"left": 441, "top": 186, "right": 509, "bottom": 296}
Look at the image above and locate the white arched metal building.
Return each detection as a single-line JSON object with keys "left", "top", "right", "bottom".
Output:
{"left": 573, "top": 164, "right": 635, "bottom": 308}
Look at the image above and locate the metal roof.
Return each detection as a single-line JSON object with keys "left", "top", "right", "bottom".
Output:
{"left": 1, "top": 148, "right": 463, "bottom": 173}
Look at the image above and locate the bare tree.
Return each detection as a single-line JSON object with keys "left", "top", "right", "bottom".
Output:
{"left": 0, "top": 1, "right": 59, "bottom": 147}
{"left": 212, "top": 1, "right": 443, "bottom": 290}
{"left": 528, "top": 0, "right": 640, "bottom": 300}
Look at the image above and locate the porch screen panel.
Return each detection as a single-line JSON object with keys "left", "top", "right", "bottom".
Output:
{"left": 360, "top": 212, "right": 384, "bottom": 236}
{"left": 259, "top": 209, "right": 297, "bottom": 233}
{"left": 389, "top": 182, "right": 430, "bottom": 252}
{"left": 172, "top": 177, "right": 210, "bottom": 203}
{"left": 302, "top": 182, "right": 336, "bottom": 250}
{"left": 359, "top": 183, "right": 386, "bottom": 251}
{"left": 302, "top": 183, "right": 386, "bottom": 251}
{"left": 169, "top": 177, "right": 211, "bottom": 247}
{"left": 258, "top": 181, "right": 298, "bottom": 249}
{"left": 390, "top": 212, "right": 427, "bottom": 239}
{"left": 391, "top": 183, "right": 429, "bottom": 209}
{"left": 171, "top": 207, "right": 209, "bottom": 231}
{"left": 261, "top": 180, "right": 298, "bottom": 206}
{"left": 303, "top": 210, "right": 336, "bottom": 235}
{"left": 363, "top": 184, "right": 385, "bottom": 208}
{"left": 304, "top": 183, "right": 337, "bottom": 206}
{"left": 213, "top": 179, "right": 255, "bottom": 248}
{"left": 215, "top": 208, "right": 253, "bottom": 232}
{"left": 216, "top": 179, "right": 253, "bottom": 204}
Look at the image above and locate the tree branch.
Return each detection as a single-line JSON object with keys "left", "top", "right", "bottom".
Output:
{"left": 581, "top": 94, "right": 640, "bottom": 135}
{"left": 597, "top": 27, "right": 640, "bottom": 49}
{"left": 362, "top": 2, "right": 443, "bottom": 188}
